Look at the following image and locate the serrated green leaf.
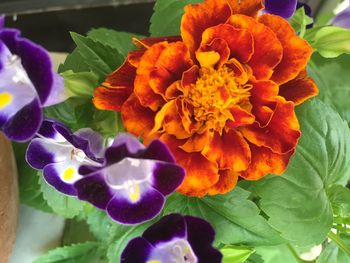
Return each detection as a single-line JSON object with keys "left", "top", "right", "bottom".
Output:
{"left": 163, "top": 188, "right": 283, "bottom": 246}
{"left": 12, "top": 142, "right": 52, "bottom": 213}
{"left": 253, "top": 99, "right": 350, "bottom": 247}
{"left": 88, "top": 28, "right": 143, "bottom": 57}
{"left": 58, "top": 49, "right": 90, "bottom": 74}
{"left": 107, "top": 219, "right": 157, "bottom": 262}
{"left": 308, "top": 53, "right": 350, "bottom": 125}
{"left": 305, "top": 26, "right": 350, "bottom": 58}
{"left": 70, "top": 32, "right": 123, "bottom": 81}
{"left": 221, "top": 245, "right": 255, "bottom": 263}
{"left": 85, "top": 207, "right": 114, "bottom": 242}
{"left": 61, "top": 70, "right": 99, "bottom": 98}
{"left": 39, "top": 175, "right": 85, "bottom": 218}
{"left": 290, "top": 7, "right": 313, "bottom": 37}
{"left": 254, "top": 245, "right": 298, "bottom": 263}
{"left": 150, "top": 0, "right": 202, "bottom": 36}
{"left": 33, "top": 242, "right": 100, "bottom": 263}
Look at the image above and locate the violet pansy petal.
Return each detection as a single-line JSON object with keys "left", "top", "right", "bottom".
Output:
{"left": 74, "top": 128, "right": 105, "bottom": 160}
{"left": 142, "top": 139, "right": 175, "bottom": 163}
{"left": 185, "top": 215, "right": 222, "bottom": 262}
{"left": 43, "top": 161, "right": 82, "bottom": 196}
{"left": 107, "top": 186, "right": 165, "bottom": 225}
{"left": 142, "top": 213, "right": 187, "bottom": 246}
{"left": 3, "top": 98, "right": 42, "bottom": 142}
{"left": 332, "top": 7, "right": 350, "bottom": 29}
{"left": 38, "top": 119, "right": 66, "bottom": 142}
{"left": 112, "top": 133, "right": 145, "bottom": 154}
{"left": 42, "top": 73, "right": 67, "bottom": 107}
{"left": 26, "top": 138, "right": 57, "bottom": 169}
{"left": 78, "top": 164, "right": 101, "bottom": 175}
{"left": 264, "top": 0, "right": 297, "bottom": 18}
{"left": 120, "top": 237, "right": 154, "bottom": 263}
{"left": 74, "top": 172, "right": 114, "bottom": 210}
{"left": 151, "top": 162, "right": 185, "bottom": 196}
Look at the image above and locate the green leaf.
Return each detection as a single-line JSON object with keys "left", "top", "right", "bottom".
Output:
{"left": 305, "top": 26, "right": 350, "bottom": 58}
{"left": 163, "top": 189, "right": 283, "bottom": 246}
{"left": 317, "top": 234, "right": 350, "bottom": 263}
{"left": 252, "top": 99, "right": 350, "bottom": 247}
{"left": 61, "top": 70, "right": 99, "bottom": 98}
{"left": 62, "top": 219, "right": 96, "bottom": 246}
{"left": 107, "top": 219, "right": 157, "bottom": 262}
{"left": 85, "top": 207, "right": 114, "bottom": 242}
{"left": 33, "top": 242, "right": 101, "bottom": 263}
{"left": 327, "top": 185, "right": 350, "bottom": 220}
{"left": 58, "top": 49, "right": 90, "bottom": 74}
{"left": 39, "top": 175, "right": 85, "bottom": 218}
{"left": 12, "top": 142, "right": 52, "bottom": 213}
{"left": 290, "top": 7, "right": 313, "bottom": 37}
{"left": 308, "top": 53, "right": 350, "bottom": 125}
{"left": 221, "top": 245, "right": 255, "bottom": 263}
{"left": 150, "top": 0, "right": 202, "bottom": 36}
{"left": 70, "top": 32, "right": 123, "bottom": 81}
{"left": 254, "top": 244, "right": 298, "bottom": 263}
{"left": 88, "top": 28, "right": 143, "bottom": 57}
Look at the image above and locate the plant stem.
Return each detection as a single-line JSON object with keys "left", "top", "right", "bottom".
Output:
{"left": 328, "top": 231, "right": 350, "bottom": 256}
{"left": 287, "top": 244, "right": 310, "bottom": 263}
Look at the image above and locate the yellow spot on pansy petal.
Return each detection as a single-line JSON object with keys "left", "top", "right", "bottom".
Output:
{"left": 196, "top": 51, "right": 220, "bottom": 68}
{"left": 147, "top": 261, "right": 161, "bottom": 263}
{"left": 0, "top": 92, "right": 13, "bottom": 109}
{"left": 126, "top": 181, "right": 140, "bottom": 203}
{"left": 63, "top": 167, "right": 75, "bottom": 181}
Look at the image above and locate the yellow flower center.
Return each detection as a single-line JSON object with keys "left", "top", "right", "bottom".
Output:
{"left": 186, "top": 65, "right": 252, "bottom": 133}
{"left": 0, "top": 92, "right": 13, "bottom": 109}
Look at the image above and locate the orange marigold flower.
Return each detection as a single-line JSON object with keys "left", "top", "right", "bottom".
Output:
{"left": 93, "top": 0, "right": 318, "bottom": 197}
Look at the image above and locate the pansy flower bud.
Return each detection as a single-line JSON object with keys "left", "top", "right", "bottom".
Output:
{"left": 0, "top": 16, "right": 65, "bottom": 142}
{"left": 26, "top": 119, "right": 104, "bottom": 195}
{"left": 74, "top": 133, "right": 185, "bottom": 224}
{"left": 121, "top": 213, "right": 222, "bottom": 263}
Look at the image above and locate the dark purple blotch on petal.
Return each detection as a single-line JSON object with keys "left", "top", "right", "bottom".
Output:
{"left": 185, "top": 216, "right": 222, "bottom": 263}
{"left": 142, "top": 139, "right": 175, "bottom": 163}
{"left": 264, "top": 0, "right": 297, "bottom": 18}
{"left": 112, "top": 133, "right": 145, "bottom": 154}
{"left": 107, "top": 188, "right": 165, "bottom": 225}
{"left": 142, "top": 213, "right": 187, "bottom": 246}
{"left": 74, "top": 172, "right": 114, "bottom": 210}
{"left": 43, "top": 164, "right": 77, "bottom": 196}
{"left": 26, "top": 139, "right": 55, "bottom": 169}
{"left": 120, "top": 237, "right": 153, "bottom": 263}
{"left": 2, "top": 98, "right": 42, "bottom": 142}
{"left": 152, "top": 162, "right": 185, "bottom": 196}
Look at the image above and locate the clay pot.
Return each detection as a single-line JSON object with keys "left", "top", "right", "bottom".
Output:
{"left": 0, "top": 133, "right": 18, "bottom": 262}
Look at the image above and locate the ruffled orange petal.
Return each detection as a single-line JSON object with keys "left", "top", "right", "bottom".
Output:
{"left": 227, "top": 0, "right": 264, "bottom": 17}
{"left": 160, "top": 134, "right": 219, "bottom": 197}
{"left": 241, "top": 97, "right": 301, "bottom": 154}
{"left": 226, "top": 105, "right": 255, "bottom": 129}
{"left": 279, "top": 69, "right": 318, "bottom": 105}
{"left": 181, "top": 0, "right": 232, "bottom": 54}
{"left": 249, "top": 80, "right": 279, "bottom": 126}
{"left": 93, "top": 86, "right": 132, "bottom": 111}
{"left": 258, "top": 14, "right": 313, "bottom": 85}
{"left": 180, "top": 130, "right": 210, "bottom": 152}
{"left": 200, "top": 24, "right": 254, "bottom": 63}
{"left": 207, "top": 169, "right": 239, "bottom": 195}
{"left": 241, "top": 143, "right": 294, "bottom": 180}
{"left": 121, "top": 94, "right": 155, "bottom": 137}
{"left": 202, "top": 130, "right": 251, "bottom": 171}
{"left": 196, "top": 38, "right": 230, "bottom": 68}
{"left": 228, "top": 14, "right": 283, "bottom": 80}
{"left": 133, "top": 36, "right": 182, "bottom": 49}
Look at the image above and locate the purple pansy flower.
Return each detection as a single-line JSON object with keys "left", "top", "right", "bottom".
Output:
{"left": 332, "top": 7, "right": 350, "bottom": 29}
{"left": 121, "top": 213, "right": 222, "bottom": 263}
{"left": 264, "top": 0, "right": 298, "bottom": 18}
{"left": 0, "top": 15, "right": 65, "bottom": 142}
{"left": 74, "top": 133, "right": 185, "bottom": 225}
{"left": 26, "top": 119, "right": 104, "bottom": 196}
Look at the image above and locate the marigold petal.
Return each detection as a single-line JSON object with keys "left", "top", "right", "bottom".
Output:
{"left": 258, "top": 14, "right": 313, "bottom": 84}
{"left": 121, "top": 94, "right": 155, "bottom": 137}
{"left": 160, "top": 134, "right": 219, "bottom": 197}
{"left": 197, "top": 38, "right": 230, "bottom": 68}
{"left": 201, "top": 24, "right": 254, "bottom": 63}
{"left": 241, "top": 143, "right": 294, "bottom": 180}
{"left": 181, "top": 0, "right": 232, "bottom": 54}
{"left": 93, "top": 86, "right": 132, "bottom": 111}
{"left": 165, "top": 80, "right": 182, "bottom": 100}
{"left": 279, "top": 69, "right": 318, "bottom": 105}
{"left": 202, "top": 130, "right": 251, "bottom": 171}
{"left": 241, "top": 97, "right": 301, "bottom": 154}
{"left": 227, "top": 0, "right": 264, "bottom": 17}
{"left": 226, "top": 105, "right": 255, "bottom": 129}
{"left": 228, "top": 14, "right": 283, "bottom": 80}
{"left": 180, "top": 130, "right": 210, "bottom": 152}
{"left": 207, "top": 169, "right": 238, "bottom": 195}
